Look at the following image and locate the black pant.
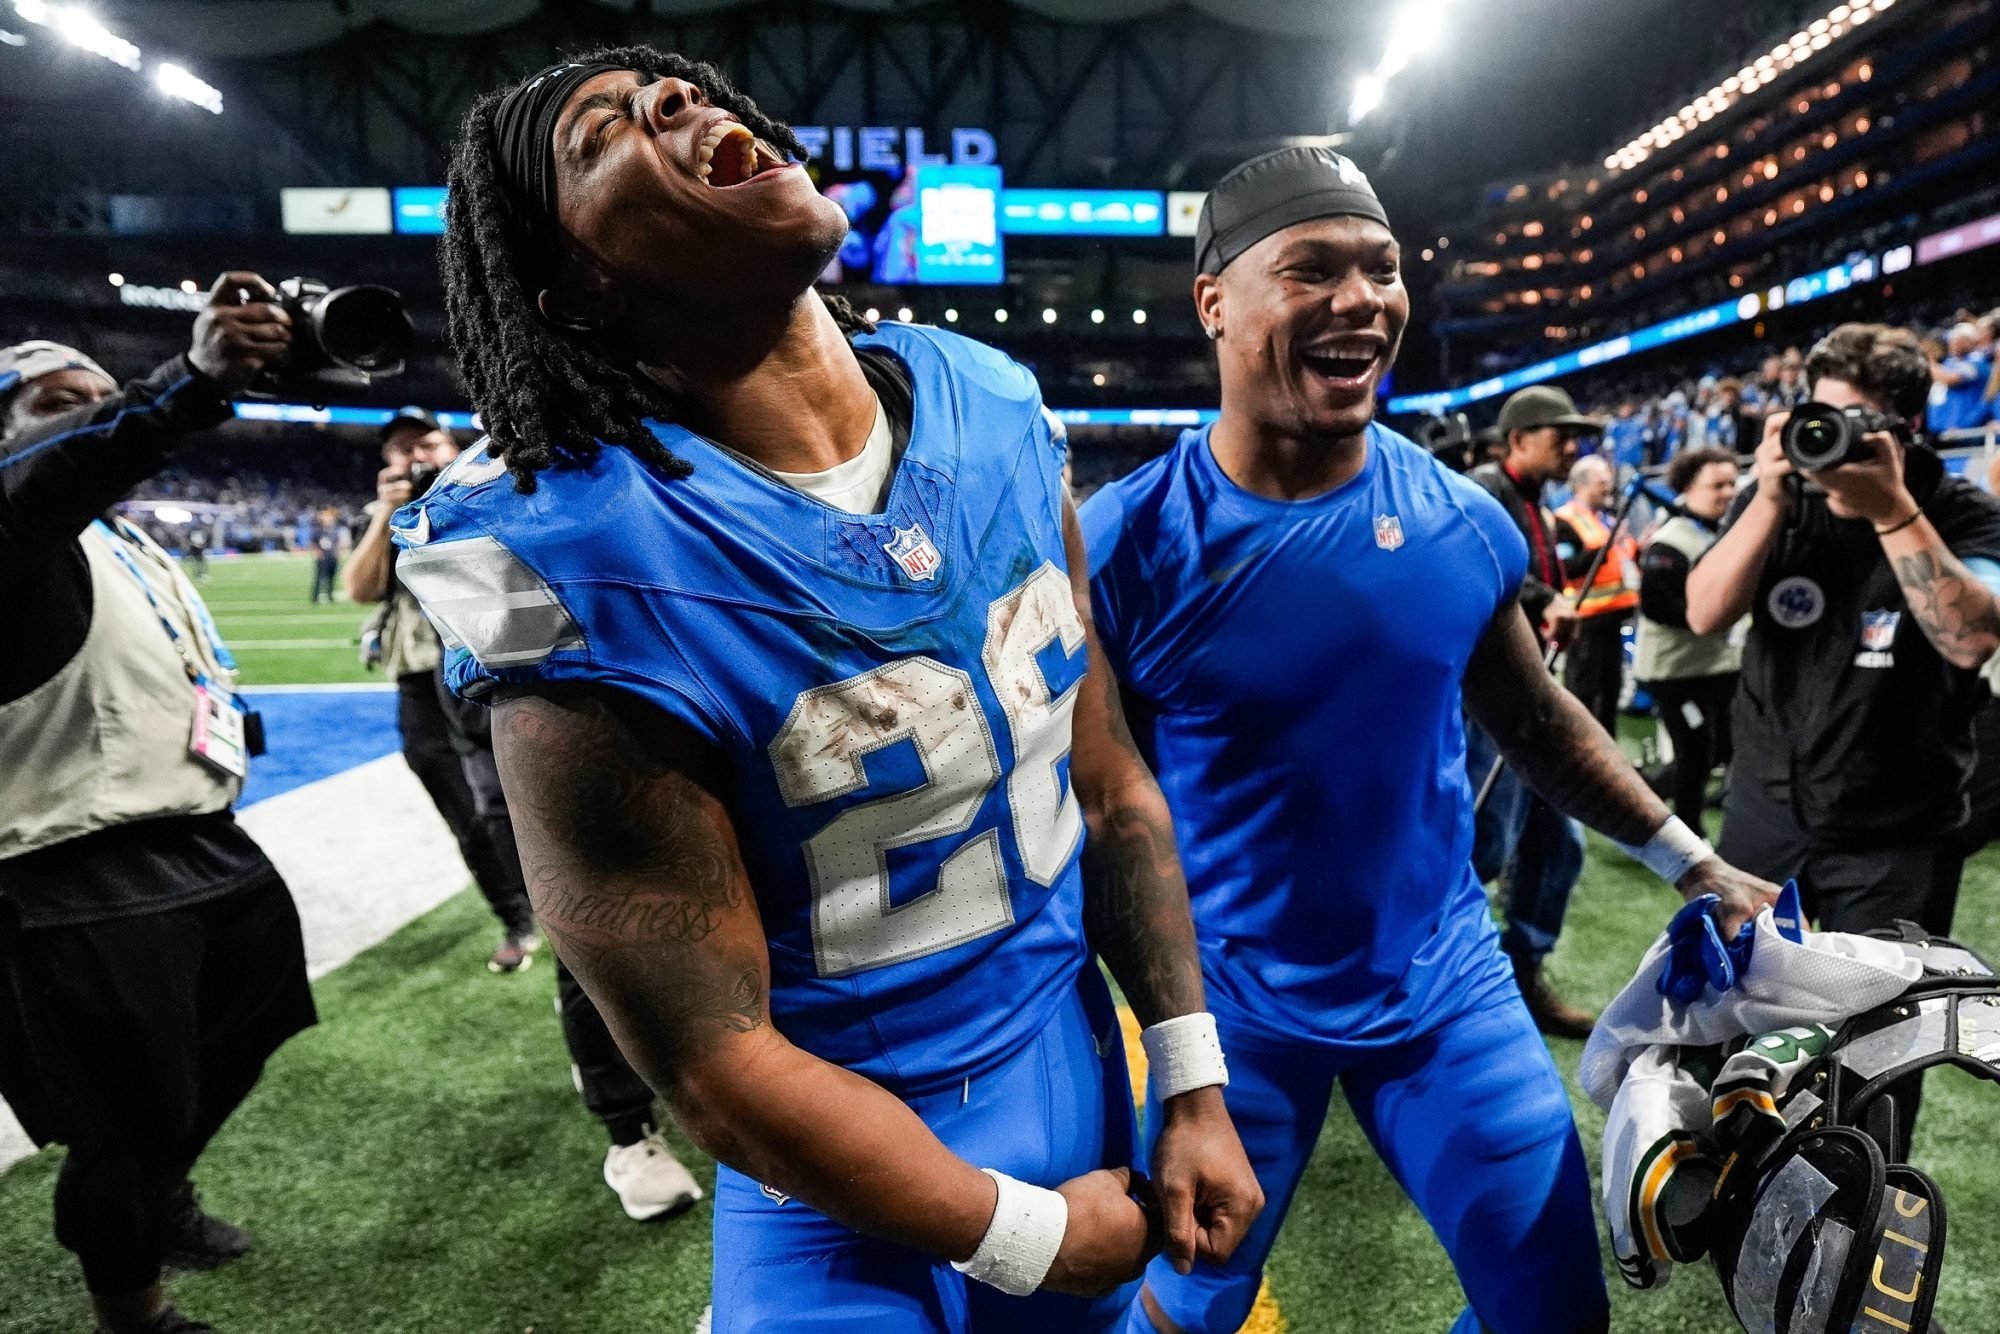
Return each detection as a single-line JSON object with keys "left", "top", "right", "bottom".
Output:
{"left": 423, "top": 670, "right": 656, "bottom": 1141}
{"left": 1717, "top": 795, "right": 1966, "bottom": 937}
{"left": 1563, "top": 613, "right": 1629, "bottom": 736}
{"left": 555, "top": 955, "right": 656, "bottom": 1142}
{"left": 1643, "top": 672, "right": 1737, "bottom": 834}
{"left": 0, "top": 876, "right": 315, "bottom": 1295}
{"left": 396, "top": 671, "right": 535, "bottom": 937}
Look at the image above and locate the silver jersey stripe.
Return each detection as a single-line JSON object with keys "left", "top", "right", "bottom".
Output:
{"left": 395, "top": 535, "right": 583, "bottom": 669}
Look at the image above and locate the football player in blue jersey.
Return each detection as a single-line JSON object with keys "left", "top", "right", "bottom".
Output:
{"left": 396, "top": 48, "right": 1261, "bottom": 1333}
{"left": 1080, "top": 149, "right": 1783, "bottom": 1334}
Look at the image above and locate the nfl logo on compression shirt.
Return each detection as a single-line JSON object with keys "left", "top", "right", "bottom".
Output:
{"left": 884, "top": 523, "right": 942, "bottom": 581}
{"left": 1374, "top": 513, "right": 1405, "bottom": 552}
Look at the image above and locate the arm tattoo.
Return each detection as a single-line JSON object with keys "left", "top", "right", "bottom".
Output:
{"left": 1059, "top": 495, "right": 1206, "bottom": 1028}
{"left": 1465, "top": 604, "right": 1667, "bottom": 846}
{"left": 1889, "top": 546, "right": 2000, "bottom": 669}
{"left": 1497, "top": 685, "right": 1664, "bottom": 845}
{"left": 1078, "top": 671, "right": 1206, "bottom": 1028}
{"left": 497, "top": 691, "right": 765, "bottom": 1072}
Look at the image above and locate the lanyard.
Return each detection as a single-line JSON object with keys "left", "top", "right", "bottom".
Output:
{"left": 90, "top": 518, "right": 239, "bottom": 685}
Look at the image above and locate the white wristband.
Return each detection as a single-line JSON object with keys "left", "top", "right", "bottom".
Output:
{"left": 1140, "top": 1012, "right": 1230, "bottom": 1100}
{"left": 1620, "top": 816, "right": 1715, "bottom": 886}
{"left": 951, "top": 1168, "right": 1068, "bottom": 1297}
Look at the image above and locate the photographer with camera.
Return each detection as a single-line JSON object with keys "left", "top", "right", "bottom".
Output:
{"left": 346, "top": 409, "right": 545, "bottom": 971}
{"left": 344, "top": 412, "right": 701, "bottom": 1222}
{"left": 0, "top": 277, "right": 315, "bottom": 1334}
{"left": 1686, "top": 323, "right": 2000, "bottom": 948}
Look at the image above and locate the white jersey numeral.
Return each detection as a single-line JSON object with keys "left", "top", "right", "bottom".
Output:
{"left": 984, "top": 564, "right": 1085, "bottom": 886}
{"left": 769, "top": 563, "right": 1084, "bottom": 977}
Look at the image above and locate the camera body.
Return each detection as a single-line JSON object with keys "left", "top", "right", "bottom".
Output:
{"left": 404, "top": 462, "right": 442, "bottom": 501}
{"left": 1781, "top": 401, "right": 1905, "bottom": 472}
{"left": 255, "top": 277, "right": 413, "bottom": 399}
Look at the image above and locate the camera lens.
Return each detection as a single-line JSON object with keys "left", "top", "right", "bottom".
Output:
{"left": 316, "top": 286, "right": 412, "bottom": 373}
{"left": 1782, "top": 403, "right": 1860, "bottom": 472}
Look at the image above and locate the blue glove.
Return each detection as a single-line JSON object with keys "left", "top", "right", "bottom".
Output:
{"left": 1654, "top": 880, "right": 1801, "bottom": 1005}
{"left": 1658, "top": 894, "right": 1738, "bottom": 1006}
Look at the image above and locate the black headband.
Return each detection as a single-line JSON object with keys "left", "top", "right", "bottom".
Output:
{"left": 1196, "top": 147, "right": 1391, "bottom": 276}
{"left": 493, "top": 60, "right": 630, "bottom": 262}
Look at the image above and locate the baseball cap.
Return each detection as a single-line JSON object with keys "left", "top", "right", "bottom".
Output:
{"left": 380, "top": 405, "right": 443, "bottom": 443}
{"left": 0, "top": 340, "right": 113, "bottom": 399}
{"left": 1496, "top": 384, "right": 1603, "bottom": 437}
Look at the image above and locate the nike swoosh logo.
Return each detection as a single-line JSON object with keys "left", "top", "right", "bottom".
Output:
{"left": 390, "top": 510, "right": 431, "bottom": 546}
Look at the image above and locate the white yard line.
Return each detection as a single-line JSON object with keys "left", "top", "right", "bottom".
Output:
{"left": 0, "top": 755, "right": 472, "bottom": 1174}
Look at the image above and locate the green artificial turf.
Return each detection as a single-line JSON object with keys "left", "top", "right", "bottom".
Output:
{"left": 7, "top": 846, "right": 1994, "bottom": 1332}
{"left": 5, "top": 580, "right": 1995, "bottom": 1331}
{"left": 0, "top": 891, "right": 717, "bottom": 1334}
{"left": 187, "top": 552, "right": 378, "bottom": 686}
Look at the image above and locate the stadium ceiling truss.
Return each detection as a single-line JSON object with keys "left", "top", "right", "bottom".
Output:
{"left": 3, "top": 2, "right": 1341, "bottom": 225}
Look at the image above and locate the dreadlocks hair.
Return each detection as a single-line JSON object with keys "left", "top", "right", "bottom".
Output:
{"left": 441, "top": 44, "right": 877, "bottom": 493}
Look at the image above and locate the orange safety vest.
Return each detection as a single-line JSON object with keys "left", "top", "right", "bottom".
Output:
{"left": 1554, "top": 500, "right": 1640, "bottom": 618}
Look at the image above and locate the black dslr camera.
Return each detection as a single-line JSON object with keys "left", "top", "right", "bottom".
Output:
{"left": 1781, "top": 401, "right": 1907, "bottom": 472}
{"left": 254, "top": 277, "right": 413, "bottom": 398}
{"left": 405, "top": 462, "right": 442, "bottom": 500}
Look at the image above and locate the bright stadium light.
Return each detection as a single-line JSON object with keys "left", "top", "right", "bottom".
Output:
{"left": 895, "top": 306, "right": 913, "bottom": 322}
{"left": 1349, "top": 0, "right": 1448, "bottom": 126}
{"left": 1041, "top": 307, "right": 1058, "bottom": 324}
{"left": 1350, "top": 74, "right": 1387, "bottom": 124}
{"left": 1600, "top": 0, "right": 1881, "bottom": 177}
{"left": 944, "top": 308, "right": 959, "bottom": 323}
{"left": 994, "top": 308, "right": 1009, "bottom": 323}
{"left": 21, "top": 2, "right": 141, "bottom": 70}
{"left": 156, "top": 61, "right": 222, "bottom": 114}
{"left": 106, "top": 271, "right": 123, "bottom": 286}
{"left": 1090, "top": 308, "right": 1105, "bottom": 324}
{"left": 863, "top": 306, "right": 880, "bottom": 322}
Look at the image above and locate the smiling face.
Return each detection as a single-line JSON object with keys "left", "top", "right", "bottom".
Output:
{"left": 537, "top": 70, "right": 850, "bottom": 333}
{"left": 1195, "top": 215, "right": 1408, "bottom": 446}
{"left": 1682, "top": 460, "right": 1739, "bottom": 522}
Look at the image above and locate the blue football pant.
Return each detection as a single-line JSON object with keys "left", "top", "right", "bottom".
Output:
{"left": 1130, "top": 986, "right": 1607, "bottom": 1334}
{"left": 709, "top": 974, "right": 1139, "bottom": 1333}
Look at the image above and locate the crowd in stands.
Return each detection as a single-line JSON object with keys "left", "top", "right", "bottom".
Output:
{"left": 1582, "top": 300, "right": 2000, "bottom": 475}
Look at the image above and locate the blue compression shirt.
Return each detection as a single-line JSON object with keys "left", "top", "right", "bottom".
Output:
{"left": 1082, "top": 423, "right": 1528, "bottom": 1050}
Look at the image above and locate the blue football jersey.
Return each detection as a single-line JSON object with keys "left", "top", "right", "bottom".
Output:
{"left": 1081, "top": 423, "right": 1528, "bottom": 1052}
{"left": 394, "top": 324, "right": 1091, "bottom": 1094}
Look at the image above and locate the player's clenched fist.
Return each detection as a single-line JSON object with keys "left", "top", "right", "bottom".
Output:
{"left": 1151, "top": 1085, "right": 1264, "bottom": 1272}
{"left": 1041, "top": 1167, "right": 1160, "bottom": 1297}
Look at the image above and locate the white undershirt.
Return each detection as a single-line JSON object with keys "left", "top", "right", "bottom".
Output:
{"left": 768, "top": 395, "right": 896, "bottom": 516}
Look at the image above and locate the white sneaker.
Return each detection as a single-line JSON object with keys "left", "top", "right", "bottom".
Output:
{"left": 603, "top": 1126, "right": 704, "bottom": 1222}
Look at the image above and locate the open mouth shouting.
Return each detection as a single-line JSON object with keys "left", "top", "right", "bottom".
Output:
{"left": 694, "top": 118, "right": 791, "bottom": 189}
{"left": 1299, "top": 333, "right": 1389, "bottom": 395}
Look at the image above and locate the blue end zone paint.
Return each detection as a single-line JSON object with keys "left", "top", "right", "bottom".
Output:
{"left": 239, "top": 688, "right": 401, "bottom": 806}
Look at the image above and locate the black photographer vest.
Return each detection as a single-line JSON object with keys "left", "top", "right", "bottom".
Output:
{"left": 1729, "top": 452, "right": 2000, "bottom": 844}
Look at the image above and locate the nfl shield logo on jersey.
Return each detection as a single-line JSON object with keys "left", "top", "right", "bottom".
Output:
{"left": 1374, "top": 514, "right": 1405, "bottom": 551}
{"left": 1860, "top": 610, "right": 1900, "bottom": 650}
{"left": 883, "top": 523, "right": 943, "bottom": 582}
